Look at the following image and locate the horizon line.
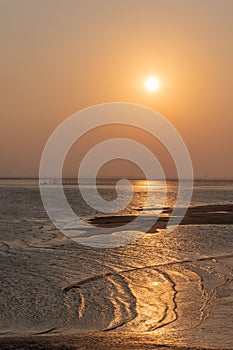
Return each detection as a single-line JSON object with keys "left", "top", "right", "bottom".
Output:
{"left": 0, "top": 177, "right": 233, "bottom": 181}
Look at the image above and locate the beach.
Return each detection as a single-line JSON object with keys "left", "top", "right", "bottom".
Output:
{"left": 0, "top": 180, "right": 232, "bottom": 349}
{"left": 0, "top": 333, "right": 227, "bottom": 350}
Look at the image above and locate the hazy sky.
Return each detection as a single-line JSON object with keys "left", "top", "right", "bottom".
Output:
{"left": 1, "top": 0, "right": 233, "bottom": 178}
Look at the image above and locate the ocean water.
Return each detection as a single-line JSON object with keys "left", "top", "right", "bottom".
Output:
{"left": 0, "top": 179, "right": 232, "bottom": 348}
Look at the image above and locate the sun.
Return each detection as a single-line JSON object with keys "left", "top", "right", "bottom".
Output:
{"left": 145, "top": 77, "right": 160, "bottom": 91}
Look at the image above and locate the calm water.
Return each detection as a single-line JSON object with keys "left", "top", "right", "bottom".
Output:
{"left": 0, "top": 179, "right": 232, "bottom": 348}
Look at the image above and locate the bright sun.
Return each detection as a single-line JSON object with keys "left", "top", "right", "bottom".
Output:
{"left": 145, "top": 77, "right": 160, "bottom": 91}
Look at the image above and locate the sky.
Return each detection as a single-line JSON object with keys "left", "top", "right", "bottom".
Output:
{"left": 1, "top": 0, "right": 233, "bottom": 179}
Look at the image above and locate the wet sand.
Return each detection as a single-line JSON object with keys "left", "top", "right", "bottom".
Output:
{"left": 1, "top": 202, "right": 233, "bottom": 350}
{"left": 0, "top": 333, "right": 227, "bottom": 350}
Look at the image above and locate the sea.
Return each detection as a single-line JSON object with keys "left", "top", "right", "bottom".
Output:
{"left": 0, "top": 179, "right": 232, "bottom": 349}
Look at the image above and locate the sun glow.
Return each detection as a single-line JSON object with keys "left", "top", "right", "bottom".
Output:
{"left": 145, "top": 77, "right": 160, "bottom": 91}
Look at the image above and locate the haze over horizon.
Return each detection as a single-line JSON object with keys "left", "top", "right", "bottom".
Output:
{"left": 1, "top": 0, "right": 233, "bottom": 179}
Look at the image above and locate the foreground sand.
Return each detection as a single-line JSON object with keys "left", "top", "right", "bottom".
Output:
{"left": 1, "top": 203, "right": 232, "bottom": 349}
{"left": 0, "top": 333, "right": 228, "bottom": 350}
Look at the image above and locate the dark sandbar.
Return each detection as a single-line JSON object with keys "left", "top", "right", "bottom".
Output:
{"left": 88, "top": 204, "right": 233, "bottom": 232}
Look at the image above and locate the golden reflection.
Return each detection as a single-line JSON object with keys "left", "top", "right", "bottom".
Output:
{"left": 152, "top": 281, "right": 160, "bottom": 286}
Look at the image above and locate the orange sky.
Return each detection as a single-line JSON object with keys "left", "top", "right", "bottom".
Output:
{"left": 1, "top": 0, "right": 233, "bottom": 178}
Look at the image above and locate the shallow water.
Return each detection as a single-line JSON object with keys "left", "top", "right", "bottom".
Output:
{"left": 0, "top": 180, "right": 232, "bottom": 348}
